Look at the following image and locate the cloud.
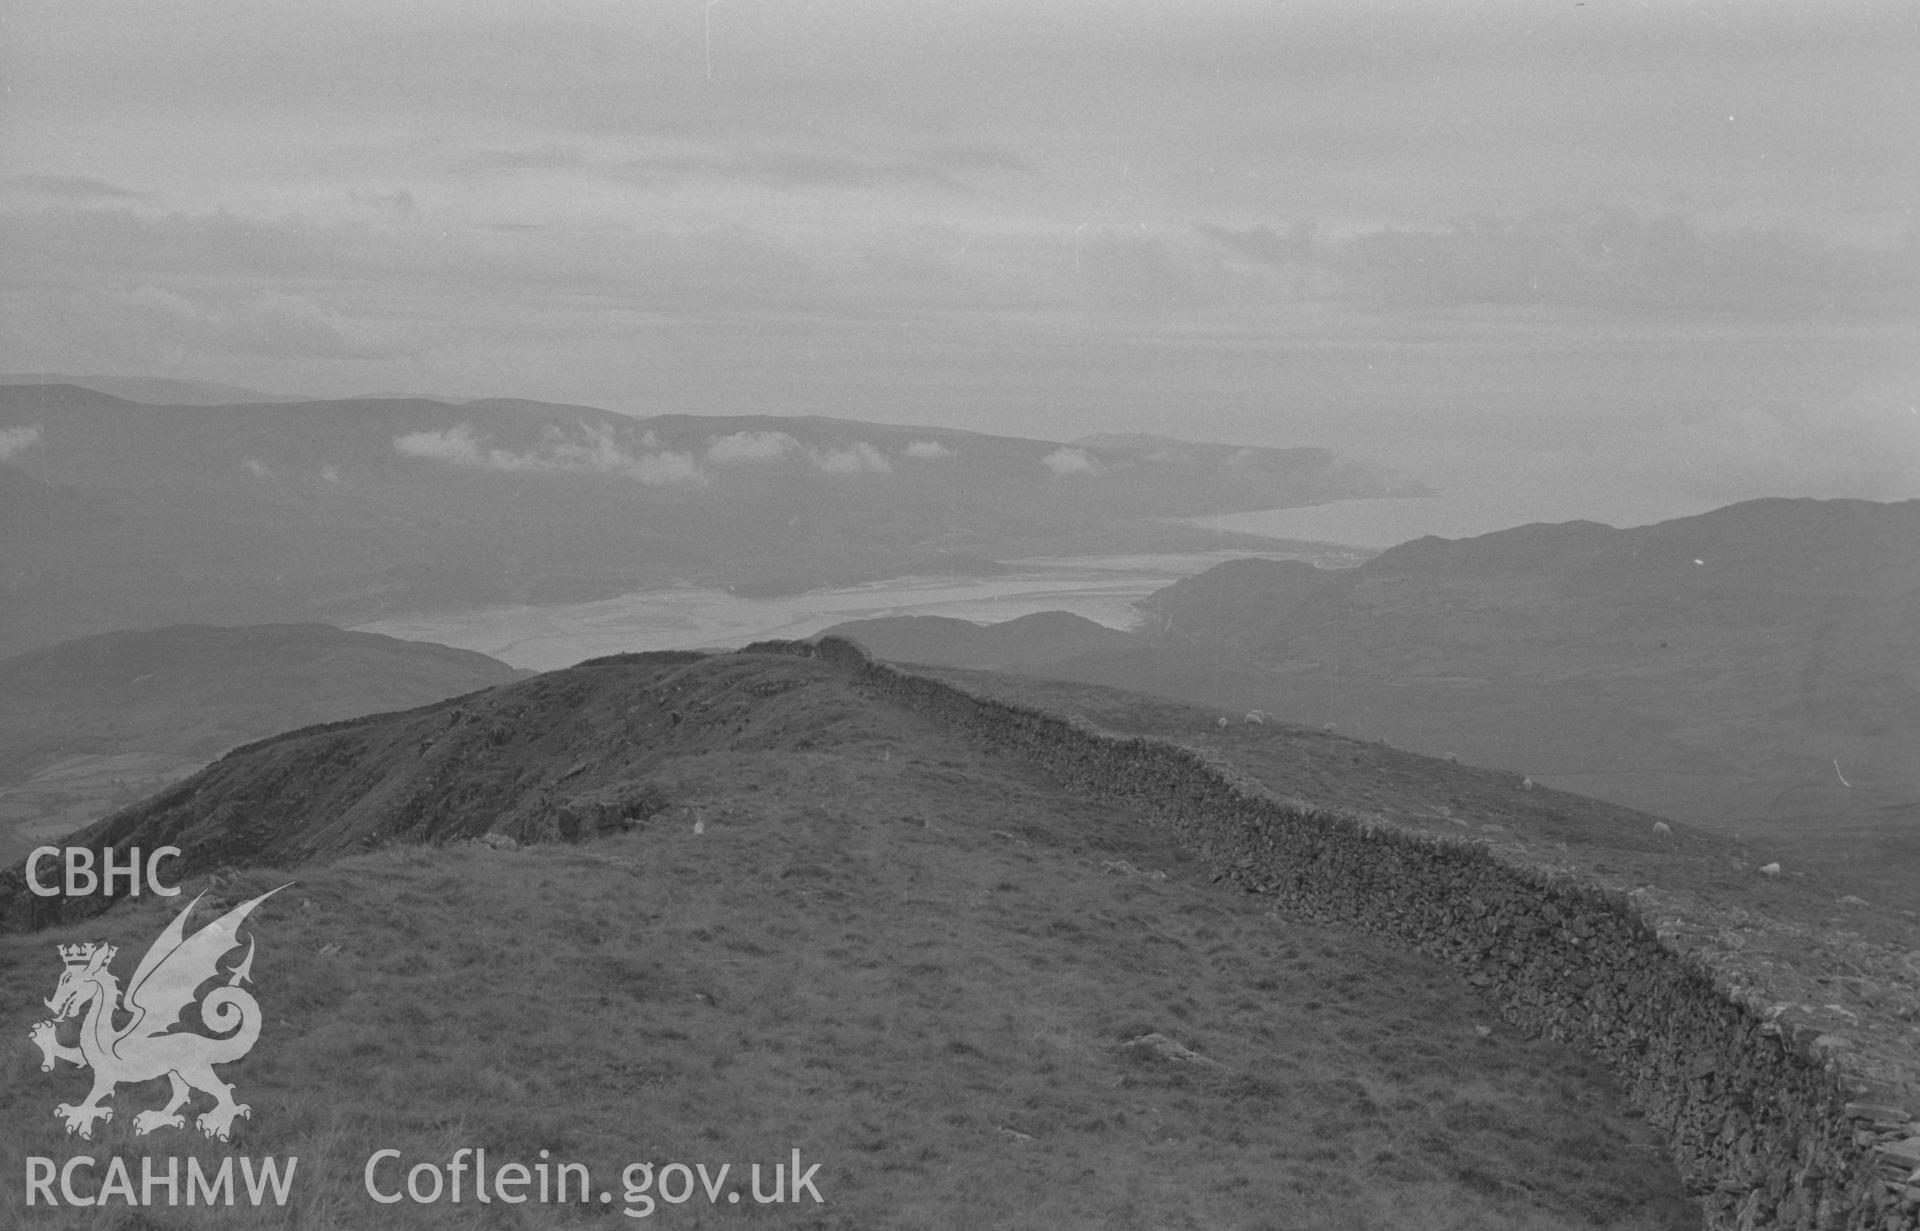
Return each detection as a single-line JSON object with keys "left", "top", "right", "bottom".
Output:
{"left": 624, "top": 451, "right": 705, "bottom": 486}
{"left": 242, "top": 457, "right": 271, "bottom": 478}
{"left": 242, "top": 292, "right": 411, "bottom": 359}
{"left": 1077, "top": 235, "right": 1210, "bottom": 316}
{"left": 105, "top": 285, "right": 413, "bottom": 360}
{"left": 350, "top": 188, "right": 417, "bottom": 216}
{"left": 1325, "top": 211, "right": 1907, "bottom": 313}
{"left": 1193, "top": 221, "right": 1317, "bottom": 269}
{"left": 919, "top": 143, "right": 1034, "bottom": 174}
{"left": 320, "top": 465, "right": 343, "bottom": 483}
{"left": 0, "top": 424, "right": 45, "bottom": 462}
{"left": 703, "top": 432, "right": 897, "bottom": 475}
{"left": 706, "top": 430, "right": 800, "bottom": 463}
{"left": 1041, "top": 446, "right": 1102, "bottom": 476}
{"left": 613, "top": 148, "right": 965, "bottom": 194}
{"left": 394, "top": 424, "right": 484, "bottom": 466}
{"left": 6, "top": 175, "right": 146, "bottom": 201}
{"left": 1181, "top": 209, "right": 1920, "bottom": 320}
{"left": 4, "top": 208, "right": 365, "bottom": 289}
{"left": 495, "top": 423, "right": 630, "bottom": 474}
{"left": 904, "top": 440, "right": 954, "bottom": 459}
{"left": 810, "top": 442, "right": 892, "bottom": 475}
{"left": 393, "top": 421, "right": 704, "bottom": 485}
{"left": 454, "top": 146, "right": 586, "bottom": 175}
{"left": 736, "top": 150, "right": 961, "bottom": 193}
{"left": 1633, "top": 381, "right": 1920, "bottom": 503}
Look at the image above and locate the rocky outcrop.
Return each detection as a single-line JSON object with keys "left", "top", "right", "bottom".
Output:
{"left": 767, "top": 637, "right": 1920, "bottom": 1231}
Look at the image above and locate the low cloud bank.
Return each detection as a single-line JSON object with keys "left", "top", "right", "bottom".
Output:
{"left": 705, "top": 431, "right": 896, "bottom": 475}
{"left": 0, "top": 423, "right": 44, "bottom": 462}
{"left": 1041, "top": 447, "right": 1102, "bottom": 476}
{"left": 104, "top": 286, "right": 413, "bottom": 362}
{"left": 396, "top": 423, "right": 911, "bottom": 484}
{"left": 393, "top": 423, "right": 702, "bottom": 486}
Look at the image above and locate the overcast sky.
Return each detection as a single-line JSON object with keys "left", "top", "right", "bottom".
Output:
{"left": 2, "top": 0, "right": 1916, "bottom": 537}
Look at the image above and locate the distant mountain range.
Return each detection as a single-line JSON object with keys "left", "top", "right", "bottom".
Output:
{"left": 0, "top": 383, "right": 1418, "bottom": 657}
{"left": 0, "top": 623, "right": 525, "bottom": 867}
{"left": 0, "top": 373, "right": 309, "bottom": 405}
{"left": 821, "top": 498, "right": 1920, "bottom": 909}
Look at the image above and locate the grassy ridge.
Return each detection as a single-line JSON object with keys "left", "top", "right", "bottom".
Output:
{"left": 4, "top": 684, "right": 1695, "bottom": 1228}
{"left": 0, "top": 624, "right": 525, "bottom": 870}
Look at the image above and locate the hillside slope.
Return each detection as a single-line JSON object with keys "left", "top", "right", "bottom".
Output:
{"left": 0, "top": 624, "right": 525, "bottom": 866}
{"left": 1016, "top": 498, "right": 1920, "bottom": 908}
{"left": 0, "top": 648, "right": 1693, "bottom": 1230}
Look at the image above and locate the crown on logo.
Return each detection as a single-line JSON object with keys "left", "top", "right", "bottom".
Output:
{"left": 57, "top": 942, "right": 113, "bottom": 968}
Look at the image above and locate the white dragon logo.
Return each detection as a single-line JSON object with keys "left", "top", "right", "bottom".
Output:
{"left": 27, "top": 885, "right": 288, "bottom": 1141}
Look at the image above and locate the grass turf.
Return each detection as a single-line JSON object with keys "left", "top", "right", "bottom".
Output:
{"left": 4, "top": 708, "right": 1697, "bottom": 1229}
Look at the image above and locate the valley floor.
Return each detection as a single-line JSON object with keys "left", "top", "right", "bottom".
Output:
{"left": 346, "top": 547, "right": 1346, "bottom": 671}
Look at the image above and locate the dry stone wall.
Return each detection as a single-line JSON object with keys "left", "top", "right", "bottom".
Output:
{"left": 770, "top": 637, "right": 1920, "bottom": 1231}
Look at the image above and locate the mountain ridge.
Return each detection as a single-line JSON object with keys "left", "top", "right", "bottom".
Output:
{"left": 3, "top": 640, "right": 1910, "bottom": 1227}
{"left": 0, "top": 373, "right": 307, "bottom": 405}
{"left": 809, "top": 497, "right": 1920, "bottom": 912}
{"left": 0, "top": 641, "right": 1706, "bottom": 1229}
